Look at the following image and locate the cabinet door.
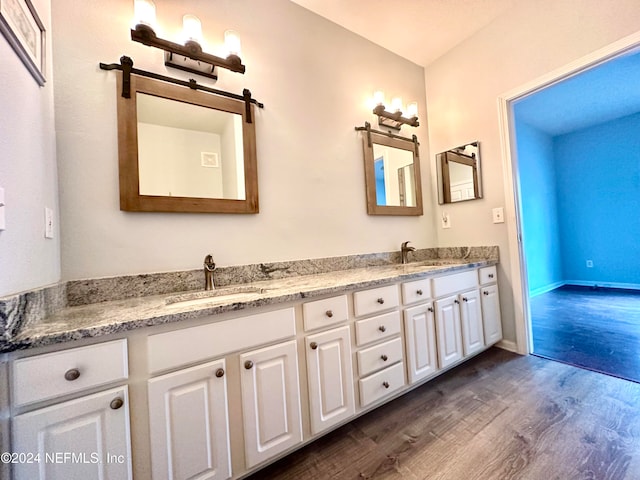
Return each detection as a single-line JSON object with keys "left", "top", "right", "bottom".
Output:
{"left": 147, "top": 359, "right": 231, "bottom": 480}
{"left": 434, "top": 295, "right": 463, "bottom": 368}
{"left": 240, "top": 340, "right": 302, "bottom": 469}
{"left": 404, "top": 303, "right": 438, "bottom": 383}
{"left": 481, "top": 284, "right": 503, "bottom": 345}
{"left": 460, "top": 289, "right": 485, "bottom": 356}
{"left": 306, "top": 326, "right": 355, "bottom": 435}
{"left": 12, "top": 386, "right": 132, "bottom": 480}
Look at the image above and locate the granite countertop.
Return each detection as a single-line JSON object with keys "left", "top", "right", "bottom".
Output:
{"left": 1, "top": 256, "right": 497, "bottom": 353}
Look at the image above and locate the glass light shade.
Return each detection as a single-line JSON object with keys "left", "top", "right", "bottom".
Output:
{"left": 224, "top": 30, "right": 242, "bottom": 56}
{"left": 406, "top": 102, "right": 418, "bottom": 118}
{"left": 391, "top": 97, "right": 403, "bottom": 113}
{"left": 134, "top": 0, "right": 156, "bottom": 27}
{"left": 182, "top": 14, "right": 203, "bottom": 44}
{"left": 373, "top": 90, "right": 385, "bottom": 106}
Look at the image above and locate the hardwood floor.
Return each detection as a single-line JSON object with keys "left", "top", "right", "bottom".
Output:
{"left": 530, "top": 285, "right": 640, "bottom": 383}
{"left": 245, "top": 348, "right": 640, "bottom": 479}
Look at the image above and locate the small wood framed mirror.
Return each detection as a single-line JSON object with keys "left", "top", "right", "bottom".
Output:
{"left": 116, "top": 73, "right": 258, "bottom": 213}
{"left": 361, "top": 131, "right": 423, "bottom": 216}
{"left": 436, "top": 141, "right": 482, "bottom": 204}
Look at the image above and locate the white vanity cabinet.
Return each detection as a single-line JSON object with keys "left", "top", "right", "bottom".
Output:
{"left": 434, "top": 294, "right": 464, "bottom": 368}
{"left": 240, "top": 340, "right": 302, "bottom": 469}
{"left": 147, "top": 359, "right": 231, "bottom": 480}
{"left": 11, "top": 339, "right": 132, "bottom": 480}
{"left": 479, "top": 266, "right": 503, "bottom": 345}
{"left": 458, "top": 289, "right": 485, "bottom": 356}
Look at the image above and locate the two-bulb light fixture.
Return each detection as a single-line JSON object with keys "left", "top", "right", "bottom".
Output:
{"left": 371, "top": 91, "right": 419, "bottom": 131}
{"left": 131, "top": 0, "right": 245, "bottom": 80}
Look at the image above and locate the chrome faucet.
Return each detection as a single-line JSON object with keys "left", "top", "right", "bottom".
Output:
{"left": 401, "top": 241, "right": 415, "bottom": 264}
{"left": 204, "top": 254, "right": 217, "bottom": 290}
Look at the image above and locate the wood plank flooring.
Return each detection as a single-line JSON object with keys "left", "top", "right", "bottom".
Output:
{"left": 530, "top": 285, "right": 640, "bottom": 383}
{"left": 245, "top": 348, "right": 640, "bottom": 480}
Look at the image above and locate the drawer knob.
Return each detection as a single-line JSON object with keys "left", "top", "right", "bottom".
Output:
{"left": 428, "top": 306, "right": 434, "bottom": 313}
{"left": 454, "top": 299, "right": 460, "bottom": 304}
{"left": 382, "top": 381, "right": 390, "bottom": 389}
{"left": 377, "top": 298, "right": 385, "bottom": 304}
{"left": 378, "top": 325, "right": 386, "bottom": 332}
{"left": 483, "top": 291, "right": 489, "bottom": 296}
{"left": 110, "top": 397, "right": 124, "bottom": 410}
{"left": 64, "top": 368, "right": 81, "bottom": 382}
{"left": 462, "top": 297, "right": 468, "bottom": 302}
{"left": 310, "top": 342, "right": 318, "bottom": 350}
{"left": 244, "top": 360, "right": 254, "bottom": 370}
{"left": 325, "top": 310, "right": 334, "bottom": 318}
{"left": 416, "top": 289, "right": 423, "bottom": 296}
{"left": 215, "top": 368, "right": 225, "bottom": 378}
{"left": 381, "top": 354, "right": 388, "bottom": 362}
{"left": 488, "top": 273, "right": 494, "bottom": 278}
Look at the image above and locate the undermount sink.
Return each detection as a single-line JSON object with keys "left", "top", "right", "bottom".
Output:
{"left": 165, "top": 285, "right": 267, "bottom": 308}
{"left": 394, "top": 261, "right": 466, "bottom": 273}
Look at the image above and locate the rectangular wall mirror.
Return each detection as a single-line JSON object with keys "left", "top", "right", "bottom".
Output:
{"left": 116, "top": 73, "right": 258, "bottom": 213}
{"left": 362, "top": 131, "right": 423, "bottom": 215}
{"left": 436, "top": 141, "right": 482, "bottom": 204}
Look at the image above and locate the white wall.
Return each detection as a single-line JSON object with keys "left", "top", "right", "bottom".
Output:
{"left": 0, "top": 0, "right": 59, "bottom": 297}
{"left": 425, "top": 0, "right": 640, "bottom": 343}
{"left": 51, "top": 0, "right": 432, "bottom": 281}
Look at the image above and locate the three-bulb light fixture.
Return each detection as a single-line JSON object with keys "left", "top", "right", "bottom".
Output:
{"left": 371, "top": 91, "right": 419, "bottom": 131}
{"left": 131, "top": 0, "right": 245, "bottom": 80}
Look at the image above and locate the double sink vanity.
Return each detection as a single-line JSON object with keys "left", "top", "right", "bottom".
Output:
{"left": 0, "top": 246, "right": 502, "bottom": 480}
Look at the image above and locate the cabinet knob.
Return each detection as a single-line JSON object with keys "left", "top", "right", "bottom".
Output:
{"left": 488, "top": 273, "right": 494, "bottom": 279}
{"left": 64, "top": 368, "right": 81, "bottom": 381}
{"left": 325, "top": 310, "right": 333, "bottom": 318}
{"left": 378, "top": 325, "right": 386, "bottom": 332}
{"left": 244, "top": 360, "right": 254, "bottom": 370}
{"left": 483, "top": 291, "right": 489, "bottom": 296}
{"left": 110, "top": 397, "right": 124, "bottom": 410}
{"left": 377, "top": 298, "right": 385, "bottom": 304}
{"left": 382, "top": 381, "right": 390, "bottom": 389}
{"left": 428, "top": 306, "right": 434, "bottom": 313}
{"left": 416, "top": 289, "right": 423, "bottom": 296}
{"left": 215, "top": 368, "right": 225, "bottom": 378}
{"left": 381, "top": 354, "right": 388, "bottom": 362}
{"left": 454, "top": 299, "right": 460, "bottom": 304}
{"left": 462, "top": 297, "right": 468, "bottom": 302}
{"left": 310, "top": 342, "right": 318, "bottom": 350}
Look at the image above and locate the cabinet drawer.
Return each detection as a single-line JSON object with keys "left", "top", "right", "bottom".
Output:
{"left": 357, "top": 337, "right": 403, "bottom": 377}
{"left": 303, "top": 295, "right": 348, "bottom": 331}
{"left": 148, "top": 308, "right": 295, "bottom": 374}
{"left": 432, "top": 270, "right": 477, "bottom": 298}
{"left": 12, "top": 339, "right": 128, "bottom": 407}
{"left": 479, "top": 266, "right": 497, "bottom": 285}
{"left": 401, "top": 278, "right": 431, "bottom": 305}
{"left": 354, "top": 311, "right": 401, "bottom": 346}
{"left": 358, "top": 362, "right": 405, "bottom": 407}
{"left": 353, "top": 285, "right": 399, "bottom": 317}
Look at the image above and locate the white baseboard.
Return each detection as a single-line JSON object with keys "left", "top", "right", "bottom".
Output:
{"left": 529, "top": 281, "right": 565, "bottom": 298}
{"left": 495, "top": 339, "right": 518, "bottom": 353}
{"left": 564, "top": 280, "right": 640, "bottom": 291}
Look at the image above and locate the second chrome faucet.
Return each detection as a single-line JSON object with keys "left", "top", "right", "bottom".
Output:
{"left": 401, "top": 241, "right": 415, "bottom": 264}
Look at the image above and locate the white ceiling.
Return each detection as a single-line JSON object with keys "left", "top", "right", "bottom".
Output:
{"left": 289, "top": 0, "right": 519, "bottom": 66}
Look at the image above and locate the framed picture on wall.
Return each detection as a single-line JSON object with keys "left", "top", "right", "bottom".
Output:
{"left": 0, "top": 0, "right": 45, "bottom": 86}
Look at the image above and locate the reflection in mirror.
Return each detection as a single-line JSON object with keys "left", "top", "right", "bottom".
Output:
{"left": 436, "top": 141, "right": 482, "bottom": 204}
{"left": 117, "top": 73, "right": 258, "bottom": 213}
{"left": 362, "top": 131, "right": 423, "bottom": 215}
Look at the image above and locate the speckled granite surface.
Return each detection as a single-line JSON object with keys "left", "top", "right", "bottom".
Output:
{"left": 0, "top": 246, "right": 498, "bottom": 353}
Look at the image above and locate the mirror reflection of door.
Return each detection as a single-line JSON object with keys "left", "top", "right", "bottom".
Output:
{"left": 437, "top": 141, "right": 482, "bottom": 204}
{"left": 372, "top": 144, "right": 416, "bottom": 207}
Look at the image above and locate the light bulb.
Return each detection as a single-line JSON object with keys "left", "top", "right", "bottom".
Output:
{"left": 391, "top": 97, "right": 403, "bottom": 113}
{"left": 373, "top": 90, "right": 385, "bottom": 106}
{"left": 182, "top": 14, "right": 203, "bottom": 44}
{"left": 134, "top": 0, "right": 156, "bottom": 28}
{"left": 406, "top": 102, "right": 418, "bottom": 118}
{"left": 224, "top": 30, "right": 242, "bottom": 57}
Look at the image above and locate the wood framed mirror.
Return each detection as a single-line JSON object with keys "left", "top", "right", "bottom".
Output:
{"left": 436, "top": 141, "right": 482, "bottom": 204}
{"left": 116, "top": 73, "right": 258, "bottom": 213}
{"left": 362, "top": 131, "right": 423, "bottom": 216}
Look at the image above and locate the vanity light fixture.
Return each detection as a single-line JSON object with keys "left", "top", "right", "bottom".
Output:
{"left": 130, "top": 0, "right": 246, "bottom": 80}
{"left": 371, "top": 91, "right": 419, "bottom": 131}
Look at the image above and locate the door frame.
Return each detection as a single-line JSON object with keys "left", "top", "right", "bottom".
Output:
{"left": 497, "top": 31, "right": 640, "bottom": 355}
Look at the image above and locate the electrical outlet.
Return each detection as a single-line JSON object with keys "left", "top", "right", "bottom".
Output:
{"left": 492, "top": 207, "right": 504, "bottom": 223}
{"left": 586, "top": 260, "right": 593, "bottom": 268}
{"left": 45, "top": 207, "right": 54, "bottom": 239}
{"left": 442, "top": 212, "right": 451, "bottom": 229}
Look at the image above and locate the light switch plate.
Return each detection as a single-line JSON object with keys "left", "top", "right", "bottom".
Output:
{"left": 442, "top": 212, "right": 451, "bottom": 229}
{"left": 44, "top": 207, "right": 54, "bottom": 238}
{"left": 0, "top": 187, "right": 5, "bottom": 231}
{"left": 492, "top": 207, "right": 504, "bottom": 223}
